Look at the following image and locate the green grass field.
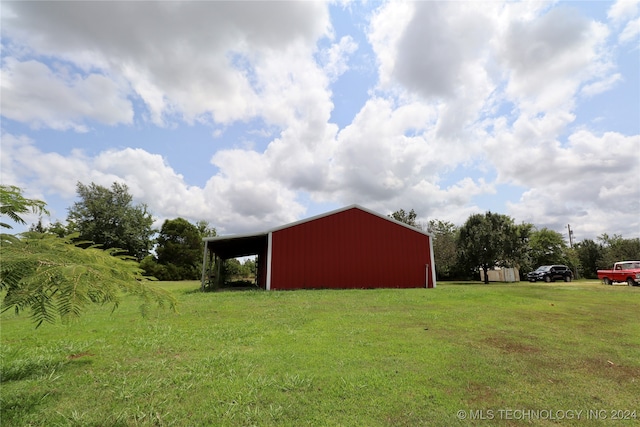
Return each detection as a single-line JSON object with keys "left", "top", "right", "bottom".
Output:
{"left": 1, "top": 281, "right": 639, "bottom": 426}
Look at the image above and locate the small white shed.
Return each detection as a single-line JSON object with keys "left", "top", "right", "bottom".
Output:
{"left": 480, "top": 267, "right": 520, "bottom": 282}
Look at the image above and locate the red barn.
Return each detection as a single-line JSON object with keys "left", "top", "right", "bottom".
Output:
{"left": 201, "top": 205, "right": 436, "bottom": 290}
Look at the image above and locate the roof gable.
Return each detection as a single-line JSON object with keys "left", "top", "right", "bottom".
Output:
{"left": 269, "top": 204, "right": 432, "bottom": 237}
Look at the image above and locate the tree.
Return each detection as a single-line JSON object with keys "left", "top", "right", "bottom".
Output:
{"left": 389, "top": 209, "right": 420, "bottom": 228}
{"left": 426, "top": 219, "right": 458, "bottom": 280}
{"left": 195, "top": 220, "right": 217, "bottom": 239}
{"left": 1, "top": 185, "right": 49, "bottom": 229}
{"left": 457, "top": 212, "right": 530, "bottom": 284}
{"left": 223, "top": 258, "right": 243, "bottom": 278}
{"left": 240, "top": 258, "right": 256, "bottom": 278}
{"left": 220, "top": 258, "right": 256, "bottom": 287}
{"left": 0, "top": 186, "right": 175, "bottom": 327}
{"left": 598, "top": 234, "right": 640, "bottom": 268}
{"left": 140, "top": 255, "right": 171, "bottom": 281}
{"left": 574, "top": 239, "right": 603, "bottom": 278}
{"left": 29, "top": 219, "right": 74, "bottom": 237}
{"left": 528, "top": 228, "right": 569, "bottom": 268}
{"left": 155, "top": 218, "right": 203, "bottom": 280}
{"left": 67, "top": 182, "right": 154, "bottom": 260}
{"left": 140, "top": 218, "right": 217, "bottom": 281}
{"left": 509, "top": 222, "right": 534, "bottom": 275}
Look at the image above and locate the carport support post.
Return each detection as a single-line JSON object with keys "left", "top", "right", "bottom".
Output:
{"left": 200, "top": 243, "right": 209, "bottom": 292}
{"left": 213, "top": 256, "right": 223, "bottom": 289}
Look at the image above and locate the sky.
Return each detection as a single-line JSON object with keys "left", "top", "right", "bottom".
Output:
{"left": 1, "top": 0, "right": 639, "bottom": 243}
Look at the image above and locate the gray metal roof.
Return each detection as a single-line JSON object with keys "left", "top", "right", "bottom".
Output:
{"left": 203, "top": 204, "right": 432, "bottom": 245}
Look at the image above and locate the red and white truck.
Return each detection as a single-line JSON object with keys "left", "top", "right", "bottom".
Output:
{"left": 597, "top": 261, "right": 640, "bottom": 286}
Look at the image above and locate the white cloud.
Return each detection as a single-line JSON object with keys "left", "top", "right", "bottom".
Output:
{"left": 581, "top": 73, "right": 623, "bottom": 97}
{"left": 207, "top": 149, "right": 305, "bottom": 229}
{"left": 368, "top": 2, "right": 502, "bottom": 143}
{"left": 0, "top": 58, "right": 133, "bottom": 130}
{"left": 250, "top": 40, "right": 335, "bottom": 128}
{"left": 0, "top": 133, "right": 304, "bottom": 234}
{"left": 1, "top": 1, "right": 331, "bottom": 128}
{"left": 491, "top": 129, "right": 640, "bottom": 237}
{"left": 1, "top": 132, "right": 93, "bottom": 196}
{"left": 608, "top": 0, "right": 639, "bottom": 24}
{"left": 324, "top": 96, "right": 491, "bottom": 212}
{"left": 368, "top": 2, "right": 414, "bottom": 89}
{"left": 619, "top": 17, "right": 640, "bottom": 44}
{"left": 498, "top": 6, "right": 611, "bottom": 113}
{"left": 320, "top": 36, "right": 358, "bottom": 81}
{"left": 392, "top": 2, "right": 494, "bottom": 100}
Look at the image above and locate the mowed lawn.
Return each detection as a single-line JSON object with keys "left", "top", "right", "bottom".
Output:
{"left": 1, "top": 281, "right": 639, "bottom": 426}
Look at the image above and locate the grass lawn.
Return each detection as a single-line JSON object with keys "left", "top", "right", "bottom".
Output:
{"left": 1, "top": 280, "right": 639, "bottom": 426}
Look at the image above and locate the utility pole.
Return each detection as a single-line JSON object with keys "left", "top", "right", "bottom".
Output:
{"left": 567, "top": 224, "right": 578, "bottom": 279}
{"left": 567, "top": 224, "right": 574, "bottom": 248}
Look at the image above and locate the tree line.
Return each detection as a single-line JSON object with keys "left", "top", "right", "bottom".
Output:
{"left": 2, "top": 184, "right": 639, "bottom": 326}
{"left": 5, "top": 182, "right": 640, "bottom": 286}
{"left": 390, "top": 209, "right": 640, "bottom": 282}
{"left": 26, "top": 182, "right": 258, "bottom": 284}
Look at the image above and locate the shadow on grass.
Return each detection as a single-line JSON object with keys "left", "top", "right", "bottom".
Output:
{"left": 184, "top": 286, "right": 263, "bottom": 294}
{"left": 0, "top": 390, "right": 55, "bottom": 423}
{"left": 1, "top": 357, "right": 63, "bottom": 383}
{"left": 440, "top": 281, "right": 505, "bottom": 285}
{"left": 1, "top": 347, "right": 93, "bottom": 383}
{"left": 186, "top": 279, "right": 262, "bottom": 294}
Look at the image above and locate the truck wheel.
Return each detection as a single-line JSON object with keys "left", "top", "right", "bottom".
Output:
{"left": 603, "top": 278, "right": 612, "bottom": 285}
{"left": 544, "top": 276, "right": 551, "bottom": 283}
{"left": 564, "top": 275, "right": 572, "bottom": 282}
{"left": 627, "top": 278, "right": 637, "bottom": 287}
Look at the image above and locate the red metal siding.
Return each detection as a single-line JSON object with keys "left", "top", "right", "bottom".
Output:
{"left": 270, "top": 207, "right": 432, "bottom": 290}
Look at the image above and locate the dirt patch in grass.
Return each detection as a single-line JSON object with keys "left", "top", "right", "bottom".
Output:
{"left": 67, "top": 352, "right": 94, "bottom": 360}
{"left": 483, "top": 336, "right": 540, "bottom": 354}
{"left": 465, "top": 381, "right": 498, "bottom": 405}
{"left": 581, "top": 358, "right": 640, "bottom": 382}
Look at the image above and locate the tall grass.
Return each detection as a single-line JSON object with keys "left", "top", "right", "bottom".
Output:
{"left": 1, "top": 281, "right": 639, "bottom": 426}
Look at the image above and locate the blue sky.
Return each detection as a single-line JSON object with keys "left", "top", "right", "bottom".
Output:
{"left": 1, "top": 1, "right": 639, "bottom": 241}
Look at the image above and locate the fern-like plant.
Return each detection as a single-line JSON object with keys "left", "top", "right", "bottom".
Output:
{"left": 1, "top": 232, "right": 176, "bottom": 327}
{"left": 0, "top": 185, "right": 49, "bottom": 229}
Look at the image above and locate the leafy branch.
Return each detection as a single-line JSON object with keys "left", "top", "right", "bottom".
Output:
{"left": 0, "top": 185, "right": 49, "bottom": 229}
{"left": 1, "top": 232, "right": 176, "bottom": 327}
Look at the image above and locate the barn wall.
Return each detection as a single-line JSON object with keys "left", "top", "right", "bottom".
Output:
{"left": 269, "top": 208, "right": 432, "bottom": 290}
